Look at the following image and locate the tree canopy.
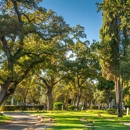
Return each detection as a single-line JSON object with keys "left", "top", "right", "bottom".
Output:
{"left": 0, "top": 0, "right": 86, "bottom": 105}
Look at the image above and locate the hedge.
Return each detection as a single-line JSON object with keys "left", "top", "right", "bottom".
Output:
{"left": 53, "top": 102, "right": 64, "bottom": 110}
{"left": 106, "top": 108, "right": 126, "bottom": 115}
{"left": 68, "top": 105, "right": 75, "bottom": 110}
{"left": 90, "top": 106, "right": 98, "bottom": 110}
{"left": 0, "top": 105, "right": 44, "bottom": 111}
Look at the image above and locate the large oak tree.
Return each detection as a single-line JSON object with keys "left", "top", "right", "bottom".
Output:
{"left": 0, "top": 0, "right": 83, "bottom": 106}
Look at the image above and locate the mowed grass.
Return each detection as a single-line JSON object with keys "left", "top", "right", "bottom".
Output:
{"left": 27, "top": 110, "right": 130, "bottom": 130}
{"left": 0, "top": 114, "right": 13, "bottom": 125}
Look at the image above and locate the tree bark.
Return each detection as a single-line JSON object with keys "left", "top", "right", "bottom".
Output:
{"left": 115, "top": 78, "right": 123, "bottom": 117}
{"left": 46, "top": 87, "right": 53, "bottom": 110}
{"left": 0, "top": 82, "right": 11, "bottom": 106}
{"left": 23, "top": 98, "right": 26, "bottom": 105}
{"left": 105, "top": 90, "right": 110, "bottom": 108}
{"left": 0, "top": 86, "right": 8, "bottom": 106}
{"left": 64, "top": 95, "right": 69, "bottom": 110}
{"left": 76, "top": 94, "right": 81, "bottom": 110}
{"left": 72, "top": 95, "right": 77, "bottom": 106}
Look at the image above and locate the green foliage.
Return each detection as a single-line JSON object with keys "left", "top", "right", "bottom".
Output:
{"left": 97, "top": 77, "right": 114, "bottom": 91}
{"left": 97, "top": 0, "right": 130, "bottom": 81}
{"left": 94, "top": 89, "right": 106, "bottom": 104}
{"left": 125, "top": 100, "right": 130, "bottom": 106}
{"left": 90, "top": 106, "right": 98, "bottom": 110}
{"left": 0, "top": 0, "right": 87, "bottom": 107}
{"left": 53, "top": 102, "right": 64, "bottom": 110}
{"left": 0, "top": 105, "right": 44, "bottom": 111}
{"left": 13, "top": 75, "right": 41, "bottom": 105}
{"left": 106, "top": 108, "right": 117, "bottom": 115}
{"left": 106, "top": 108, "right": 126, "bottom": 115}
{"left": 86, "top": 110, "right": 107, "bottom": 114}
{"left": 68, "top": 105, "right": 75, "bottom": 110}
{"left": 96, "top": 0, "right": 130, "bottom": 117}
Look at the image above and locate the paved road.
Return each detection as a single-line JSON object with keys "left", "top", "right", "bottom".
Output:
{"left": 0, "top": 112, "right": 51, "bottom": 130}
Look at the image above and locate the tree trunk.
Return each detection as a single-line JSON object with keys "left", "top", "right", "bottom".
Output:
{"left": 23, "top": 98, "right": 26, "bottom": 105}
{"left": 46, "top": 87, "right": 53, "bottom": 110}
{"left": 76, "top": 94, "right": 81, "bottom": 110}
{"left": 115, "top": 78, "right": 123, "bottom": 117}
{"left": 64, "top": 95, "right": 69, "bottom": 110}
{"left": 0, "top": 83, "right": 11, "bottom": 106}
{"left": 105, "top": 91, "right": 110, "bottom": 108}
{"left": 0, "top": 86, "right": 7, "bottom": 106}
{"left": 0, "top": 81, "right": 18, "bottom": 106}
{"left": 72, "top": 95, "right": 77, "bottom": 106}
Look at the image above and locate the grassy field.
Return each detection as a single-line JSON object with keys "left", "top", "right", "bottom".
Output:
{"left": 27, "top": 110, "right": 130, "bottom": 130}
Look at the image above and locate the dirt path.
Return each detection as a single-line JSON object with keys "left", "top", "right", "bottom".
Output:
{"left": 0, "top": 112, "right": 52, "bottom": 130}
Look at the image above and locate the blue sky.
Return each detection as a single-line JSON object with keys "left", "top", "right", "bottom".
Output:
{"left": 40, "top": 0, "right": 102, "bottom": 42}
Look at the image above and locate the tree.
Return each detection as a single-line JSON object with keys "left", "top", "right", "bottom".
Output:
{"left": 63, "top": 41, "right": 99, "bottom": 109}
{"left": 35, "top": 28, "right": 86, "bottom": 110}
{"left": 94, "top": 89, "right": 105, "bottom": 106}
{"left": 97, "top": 0, "right": 130, "bottom": 117}
{"left": 13, "top": 75, "right": 41, "bottom": 105}
{"left": 97, "top": 77, "right": 114, "bottom": 107}
{"left": 0, "top": 0, "right": 84, "bottom": 106}
{"left": 53, "top": 83, "right": 72, "bottom": 109}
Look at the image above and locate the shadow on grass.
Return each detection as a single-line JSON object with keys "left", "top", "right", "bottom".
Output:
{"left": 52, "top": 125, "right": 85, "bottom": 129}
{"left": 26, "top": 111, "right": 130, "bottom": 130}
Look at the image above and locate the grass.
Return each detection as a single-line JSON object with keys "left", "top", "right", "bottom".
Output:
{"left": 26, "top": 110, "right": 130, "bottom": 130}
{"left": 0, "top": 114, "right": 13, "bottom": 125}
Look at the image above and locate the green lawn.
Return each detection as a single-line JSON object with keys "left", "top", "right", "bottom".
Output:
{"left": 27, "top": 110, "right": 130, "bottom": 130}
{"left": 0, "top": 114, "right": 13, "bottom": 125}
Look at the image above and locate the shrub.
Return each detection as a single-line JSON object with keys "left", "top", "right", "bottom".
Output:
{"left": 122, "top": 109, "right": 126, "bottom": 115}
{"left": 106, "top": 108, "right": 116, "bottom": 114}
{"left": 0, "top": 105, "right": 19, "bottom": 111}
{"left": 0, "top": 105, "right": 44, "bottom": 111}
{"left": 34, "top": 105, "right": 44, "bottom": 110}
{"left": 90, "top": 106, "right": 98, "bottom": 110}
{"left": 106, "top": 108, "right": 127, "bottom": 115}
{"left": 125, "top": 100, "right": 130, "bottom": 106}
{"left": 87, "top": 110, "right": 107, "bottom": 114}
{"left": 68, "top": 105, "right": 75, "bottom": 110}
{"left": 53, "top": 102, "right": 64, "bottom": 110}
{"left": 0, "top": 106, "right": 4, "bottom": 111}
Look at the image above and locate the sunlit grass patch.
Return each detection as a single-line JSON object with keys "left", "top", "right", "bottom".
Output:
{"left": 0, "top": 115, "right": 13, "bottom": 125}
{"left": 27, "top": 110, "right": 130, "bottom": 130}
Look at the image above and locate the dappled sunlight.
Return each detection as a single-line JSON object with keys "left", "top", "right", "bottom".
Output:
{"left": 26, "top": 111, "right": 130, "bottom": 130}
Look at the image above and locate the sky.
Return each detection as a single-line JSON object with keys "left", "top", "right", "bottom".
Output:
{"left": 40, "top": 0, "right": 103, "bottom": 42}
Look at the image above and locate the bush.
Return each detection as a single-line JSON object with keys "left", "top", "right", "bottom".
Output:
{"left": 106, "top": 108, "right": 127, "bottom": 115}
{"left": 0, "top": 105, "right": 19, "bottom": 111}
{"left": 86, "top": 110, "right": 107, "bottom": 114}
{"left": 106, "top": 108, "right": 116, "bottom": 114}
{"left": 53, "top": 102, "right": 64, "bottom": 110}
{"left": 90, "top": 106, "right": 98, "bottom": 110}
{"left": 0, "top": 105, "right": 44, "bottom": 111}
{"left": 122, "top": 109, "right": 126, "bottom": 115}
{"left": 68, "top": 105, "right": 75, "bottom": 110}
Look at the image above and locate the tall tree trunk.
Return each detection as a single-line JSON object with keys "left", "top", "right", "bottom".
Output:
{"left": 46, "top": 87, "right": 53, "bottom": 110}
{"left": 115, "top": 78, "right": 123, "bottom": 117}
